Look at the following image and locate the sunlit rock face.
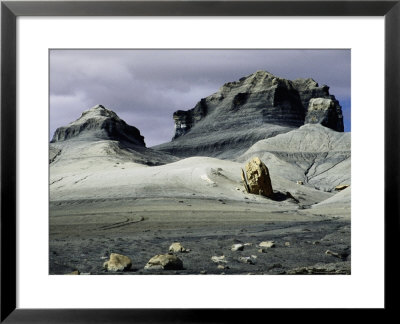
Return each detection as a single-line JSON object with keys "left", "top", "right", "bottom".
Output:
{"left": 305, "top": 98, "right": 344, "bottom": 132}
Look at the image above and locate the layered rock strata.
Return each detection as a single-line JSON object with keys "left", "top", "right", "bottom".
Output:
{"left": 51, "top": 105, "right": 145, "bottom": 147}
{"left": 50, "top": 105, "right": 178, "bottom": 166}
{"left": 154, "top": 70, "right": 344, "bottom": 159}
{"left": 305, "top": 98, "right": 344, "bottom": 132}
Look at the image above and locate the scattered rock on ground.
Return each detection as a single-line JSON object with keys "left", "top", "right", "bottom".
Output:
{"left": 144, "top": 253, "right": 183, "bottom": 270}
{"left": 238, "top": 256, "right": 255, "bottom": 264}
{"left": 103, "top": 253, "right": 132, "bottom": 272}
{"left": 325, "top": 250, "right": 340, "bottom": 258}
{"left": 242, "top": 157, "right": 273, "bottom": 197}
{"left": 231, "top": 243, "right": 245, "bottom": 251}
{"left": 296, "top": 181, "right": 304, "bottom": 185}
{"left": 169, "top": 242, "right": 190, "bottom": 253}
{"left": 211, "top": 255, "right": 227, "bottom": 263}
{"left": 217, "top": 264, "right": 229, "bottom": 270}
{"left": 259, "top": 241, "right": 275, "bottom": 248}
{"left": 335, "top": 184, "right": 350, "bottom": 191}
{"left": 66, "top": 270, "right": 80, "bottom": 275}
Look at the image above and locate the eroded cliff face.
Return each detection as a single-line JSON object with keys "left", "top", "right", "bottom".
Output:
{"left": 51, "top": 105, "right": 146, "bottom": 147}
{"left": 50, "top": 105, "right": 180, "bottom": 166}
{"left": 171, "top": 70, "right": 344, "bottom": 140}
{"left": 305, "top": 98, "right": 344, "bottom": 132}
{"left": 154, "top": 71, "right": 345, "bottom": 159}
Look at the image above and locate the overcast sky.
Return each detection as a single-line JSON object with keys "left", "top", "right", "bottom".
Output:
{"left": 50, "top": 49, "right": 351, "bottom": 147}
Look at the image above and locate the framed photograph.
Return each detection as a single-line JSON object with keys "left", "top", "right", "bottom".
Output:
{"left": 1, "top": 0, "right": 398, "bottom": 322}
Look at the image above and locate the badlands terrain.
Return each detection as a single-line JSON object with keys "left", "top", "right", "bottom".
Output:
{"left": 49, "top": 71, "right": 350, "bottom": 275}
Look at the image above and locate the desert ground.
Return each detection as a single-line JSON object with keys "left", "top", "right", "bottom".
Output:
{"left": 50, "top": 147, "right": 350, "bottom": 275}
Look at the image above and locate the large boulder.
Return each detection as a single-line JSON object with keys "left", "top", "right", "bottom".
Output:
{"left": 242, "top": 157, "right": 273, "bottom": 198}
{"left": 103, "top": 253, "right": 132, "bottom": 272}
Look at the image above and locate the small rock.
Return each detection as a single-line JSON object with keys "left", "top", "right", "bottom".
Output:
{"left": 244, "top": 243, "right": 253, "bottom": 247}
{"left": 217, "top": 264, "right": 229, "bottom": 270}
{"left": 231, "top": 243, "right": 245, "bottom": 251}
{"left": 145, "top": 253, "right": 183, "bottom": 270}
{"left": 296, "top": 180, "right": 304, "bottom": 185}
{"left": 251, "top": 255, "right": 257, "bottom": 259}
{"left": 66, "top": 270, "right": 80, "bottom": 275}
{"left": 284, "top": 242, "right": 291, "bottom": 247}
{"left": 335, "top": 184, "right": 350, "bottom": 191}
{"left": 259, "top": 241, "right": 275, "bottom": 248}
{"left": 238, "top": 256, "right": 255, "bottom": 264}
{"left": 312, "top": 241, "right": 320, "bottom": 245}
{"left": 200, "top": 270, "right": 207, "bottom": 274}
{"left": 211, "top": 255, "right": 227, "bottom": 263}
{"left": 169, "top": 242, "right": 190, "bottom": 253}
{"left": 103, "top": 253, "right": 132, "bottom": 272}
{"left": 325, "top": 250, "right": 341, "bottom": 258}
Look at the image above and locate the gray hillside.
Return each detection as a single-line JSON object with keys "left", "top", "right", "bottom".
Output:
{"left": 51, "top": 104, "right": 145, "bottom": 146}
{"left": 50, "top": 105, "right": 178, "bottom": 166}
{"left": 238, "top": 124, "right": 350, "bottom": 191}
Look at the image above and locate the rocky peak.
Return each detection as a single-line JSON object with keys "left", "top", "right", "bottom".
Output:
{"left": 291, "top": 78, "right": 319, "bottom": 91}
{"left": 51, "top": 104, "right": 145, "bottom": 146}
{"left": 216, "top": 70, "right": 282, "bottom": 97}
{"left": 78, "top": 104, "right": 120, "bottom": 121}
{"left": 170, "top": 70, "right": 344, "bottom": 141}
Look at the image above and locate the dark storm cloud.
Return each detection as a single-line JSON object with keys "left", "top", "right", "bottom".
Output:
{"left": 50, "top": 49, "right": 351, "bottom": 146}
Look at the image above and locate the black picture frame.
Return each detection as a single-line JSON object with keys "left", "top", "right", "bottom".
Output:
{"left": 1, "top": 0, "right": 399, "bottom": 322}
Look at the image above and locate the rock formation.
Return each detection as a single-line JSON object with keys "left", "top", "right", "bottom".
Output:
{"left": 305, "top": 98, "right": 344, "bottom": 132}
{"left": 50, "top": 105, "right": 179, "bottom": 167}
{"left": 242, "top": 157, "right": 273, "bottom": 198}
{"left": 51, "top": 104, "right": 145, "bottom": 146}
{"left": 153, "top": 70, "right": 344, "bottom": 159}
